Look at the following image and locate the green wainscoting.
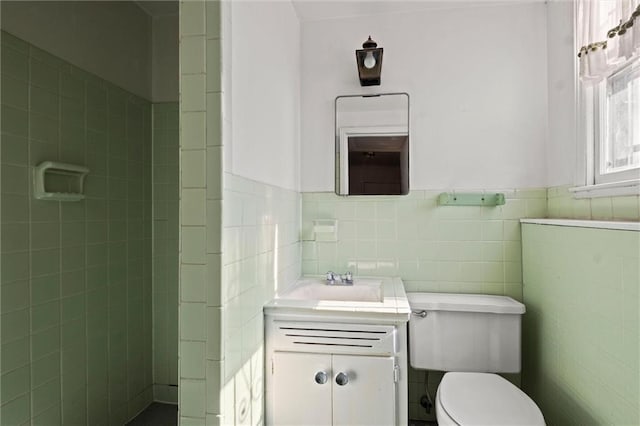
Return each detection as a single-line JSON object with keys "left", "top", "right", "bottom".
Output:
{"left": 547, "top": 186, "right": 640, "bottom": 221}
{"left": 522, "top": 223, "right": 639, "bottom": 425}
{"left": 216, "top": 173, "right": 301, "bottom": 423}
{"left": 302, "top": 189, "right": 548, "bottom": 298}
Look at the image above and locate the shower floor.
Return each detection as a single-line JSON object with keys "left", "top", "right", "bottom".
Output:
{"left": 127, "top": 402, "right": 177, "bottom": 426}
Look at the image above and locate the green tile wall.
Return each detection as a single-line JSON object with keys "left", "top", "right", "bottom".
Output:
{"left": 548, "top": 185, "right": 640, "bottom": 221}
{"left": 178, "top": 1, "right": 225, "bottom": 424}
{"left": 302, "top": 189, "right": 546, "bottom": 421}
{"left": 1, "top": 31, "right": 153, "bottom": 425}
{"left": 302, "top": 189, "right": 547, "bottom": 297}
{"left": 220, "top": 173, "right": 301, "bottom": 425}
{"left": 152, "top": 103, "right": 179, "bottom": 403}
{"left": 522, "top": 223, "right": 639, "bottom": 425}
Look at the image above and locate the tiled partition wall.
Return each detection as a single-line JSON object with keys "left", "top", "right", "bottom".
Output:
{"left": 522, "top": 223, "right": 639, "bottom": 425}
{"left": 547, "top": 185, "right": 640, "bottom": 220}
{"left": 221, "top": 173, "right": 300, "bottom": 425}
{"left": 301, "top": 189, "right": 547, "bottom": 421}
{"left": 152, "top": 103, "right": 179, "bottom": 403}
{"left": 0, "top": 32, "right": 153, "bottom": 425}
{"left": 177, "top": 1, "right": 226, "bottom": 424}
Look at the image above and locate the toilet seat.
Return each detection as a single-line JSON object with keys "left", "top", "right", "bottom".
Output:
{"left": 437, "top": 372, "right": 545, "bottom": 426}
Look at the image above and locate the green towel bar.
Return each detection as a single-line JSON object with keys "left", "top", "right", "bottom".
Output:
{"left": 437, "top": 192, "right": 505, "bottom": 206}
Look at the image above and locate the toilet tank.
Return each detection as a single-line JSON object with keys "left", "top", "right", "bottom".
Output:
{"left": 407, "top": 293, "right": 525, "bottom": 373}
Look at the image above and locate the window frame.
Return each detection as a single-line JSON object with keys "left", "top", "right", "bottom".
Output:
{"left": 596, "top": 58, "right": 640, "bottom": 184}
{"left": 572, "top": 2, "right": 640, "bottom": 199}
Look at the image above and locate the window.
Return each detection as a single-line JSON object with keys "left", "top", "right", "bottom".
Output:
{"left": 575, "top": 0, "right": 640, "bottom": 196}
{"left": 597, "top": 57, "right": 640, "bottom": 184}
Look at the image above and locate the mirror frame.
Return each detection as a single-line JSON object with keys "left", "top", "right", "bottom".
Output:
{"left": 334, "top": 92, "right": 410, "bottom": 196}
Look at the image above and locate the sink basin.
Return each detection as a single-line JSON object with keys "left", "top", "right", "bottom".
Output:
{"left": 279, "top": 278, "right": 383, "bottom": 303}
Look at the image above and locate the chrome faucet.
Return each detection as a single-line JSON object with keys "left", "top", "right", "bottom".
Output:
{"left": 325, "top": 271, "right": 354, "bottom": 286}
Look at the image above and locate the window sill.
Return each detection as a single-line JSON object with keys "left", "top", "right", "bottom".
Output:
{"left": 569, "top": 179, "right": 640, "bottom": 199}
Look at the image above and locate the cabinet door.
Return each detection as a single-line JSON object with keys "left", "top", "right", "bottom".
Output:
{"left": 272, "top": 352, "right": 332, "bottom": 426}
{"left": 332, "top": 355, "right": 396, "bottom": 426}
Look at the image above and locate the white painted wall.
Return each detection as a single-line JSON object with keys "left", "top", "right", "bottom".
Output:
{"left": 1, "top": 1, "right": 153, "bottom": 100}
{"left": 230, "top": 1, "right": 301, "bottom": 191}
{"left": 300, "top": 2, "right": 549, "bottom": 192}
{"left": 152, "top": 14, "right": 179, "bottom": 103}
{"left": 546, "top": 0, "right": 577, "bottom": 187}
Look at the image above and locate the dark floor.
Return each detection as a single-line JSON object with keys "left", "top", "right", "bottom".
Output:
{"left": 126, "top": 402, "right": 177, "bottom": 426}
{"left": 126, "top": 402, "right": 431, "bottom": 426}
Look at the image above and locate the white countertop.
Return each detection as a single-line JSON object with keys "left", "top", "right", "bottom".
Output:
{"left": 263, "top": 276, "right": 411, "bottom": 323}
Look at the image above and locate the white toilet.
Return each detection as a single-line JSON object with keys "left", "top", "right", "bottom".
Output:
{"left": 407, "top": 293, "right": 545, "bottom": 426}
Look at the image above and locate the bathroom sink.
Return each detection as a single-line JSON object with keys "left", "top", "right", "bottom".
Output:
{"left": 279, "top": 278, "right": 383, "bottom": 303}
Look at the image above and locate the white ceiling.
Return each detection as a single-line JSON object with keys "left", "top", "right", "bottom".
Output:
{"left": 291, "top": 0, "right": 544, "bottom": 22}
{"left": 134, "top": 0, "right": 178, "bottom": 17}
{"left": 132, "top": 0, "right": 543, "bottom": 23}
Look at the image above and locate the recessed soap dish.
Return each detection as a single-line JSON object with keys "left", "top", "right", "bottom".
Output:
{"left": 34, "top": 161, "right": 90, "bottom": 201}
{"left": 313, "top": 219, "right": 338, "bottom": 242}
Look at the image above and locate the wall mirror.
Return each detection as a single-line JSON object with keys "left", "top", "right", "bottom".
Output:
{"left": 335, "top": 93, "right": 409, "bottom": 196}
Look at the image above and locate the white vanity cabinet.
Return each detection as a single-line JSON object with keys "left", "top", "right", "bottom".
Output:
{"left": 264, "top": 276, "right": 410, "bottom": 426}
{"left": 272, "top": 352, "right": 396, "bottom": 426}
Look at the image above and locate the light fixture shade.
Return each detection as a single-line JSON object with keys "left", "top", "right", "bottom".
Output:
{"left": 355, "top": 36, "right": 383, "bottom": 86}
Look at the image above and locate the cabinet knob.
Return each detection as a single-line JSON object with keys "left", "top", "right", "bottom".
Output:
{"left": 335, "top": 372, "right": 349, "bottom": 386}
{"left": 314, "top": 371, "right": 328, "bottom": 384}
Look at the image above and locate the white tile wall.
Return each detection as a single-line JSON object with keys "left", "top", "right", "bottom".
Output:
{"left": 220, "top": 173, "right": 301, "bottom": 425}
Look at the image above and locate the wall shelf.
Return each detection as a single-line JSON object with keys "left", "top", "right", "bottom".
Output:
{"left": 437, "top": 192, "right": 505, "bottom": 206}
{"left": 34, "top": 161, "right": 89, "bottom": 201}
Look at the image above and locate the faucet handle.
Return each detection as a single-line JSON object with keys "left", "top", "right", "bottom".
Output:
{"left": 342, "top": 271, "right": 353, "bottom": 284}
{"left": 326, "top": 271, "right": 337, "bottom": 283}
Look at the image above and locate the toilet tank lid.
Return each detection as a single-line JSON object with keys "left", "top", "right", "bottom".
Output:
{"left": 407, "top": 292, "right": 525, "bottom": 314}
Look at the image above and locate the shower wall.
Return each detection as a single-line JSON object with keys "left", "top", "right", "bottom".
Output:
{"left": 0, "top": 1, "right": 153, "bottom": 101}
{"left": 151, "top": 103, "right": 180, "bottom": 403}
{"left": 1, "top": 32, "right": 154, "bottom": 424}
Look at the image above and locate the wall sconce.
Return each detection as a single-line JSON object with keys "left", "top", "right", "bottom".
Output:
{"left": 355, "top": 36, "right": 383, "bottom": 86}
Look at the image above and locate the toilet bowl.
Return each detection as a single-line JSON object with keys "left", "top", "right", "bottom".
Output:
{"left": 407, "top": 292, "right": 545, "bottom": 426}
{"left": 435, "top": 372, "right": 545, "bottom": 426}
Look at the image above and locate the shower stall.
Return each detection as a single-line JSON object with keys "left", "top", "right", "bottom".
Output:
{"left": 1, "top": 1, "right": 179, "bottom": 424}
